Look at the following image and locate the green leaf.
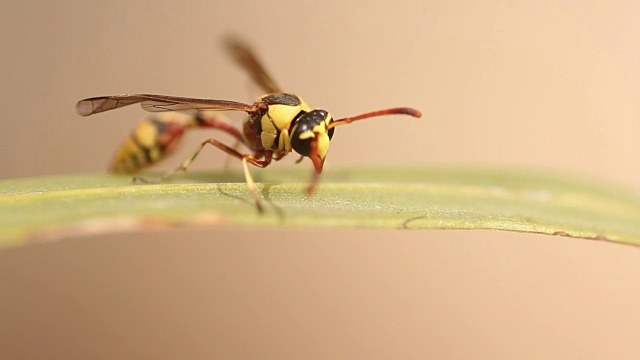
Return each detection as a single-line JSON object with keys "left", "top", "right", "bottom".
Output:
{"left": 1, "top": 167, "right": 639, "bottom": 248}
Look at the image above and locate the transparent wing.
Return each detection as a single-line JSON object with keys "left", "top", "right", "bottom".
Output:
{"left": 225, "top": 37, "right": 282, "bottom": 94}
{"left": 76, "top": 94, "right": 257, "bottom": 117}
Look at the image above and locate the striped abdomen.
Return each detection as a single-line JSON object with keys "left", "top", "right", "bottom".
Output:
{"left": 110, "top": 114, "right": 193, "bottom": 173}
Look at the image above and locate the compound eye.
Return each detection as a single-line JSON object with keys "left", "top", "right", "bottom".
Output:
{"left": 328, "top": 125, "right": 335, "bottom": 140}
{"left": 290, "top": 127, "right": 313, "bottom": 156}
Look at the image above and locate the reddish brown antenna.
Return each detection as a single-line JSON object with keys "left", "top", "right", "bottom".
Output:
{"left": 328, "top": 107, "right": 422, "bottom": 129}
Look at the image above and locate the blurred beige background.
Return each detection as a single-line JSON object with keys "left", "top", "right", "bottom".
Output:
{"left": 1, "top": 1, "right": 639, "bottom": 359}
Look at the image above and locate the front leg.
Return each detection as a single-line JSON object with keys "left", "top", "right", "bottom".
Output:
{"left": 273, "top": 150, "right": 289, "bottom": 161}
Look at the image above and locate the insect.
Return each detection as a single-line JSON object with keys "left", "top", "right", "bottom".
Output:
{"left": 76, "top": 38, "right": 422, "bottom": 212}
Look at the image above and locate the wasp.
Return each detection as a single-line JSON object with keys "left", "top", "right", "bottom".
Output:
{"left": 76, "top": 39, "right": 422, "bottom": 212}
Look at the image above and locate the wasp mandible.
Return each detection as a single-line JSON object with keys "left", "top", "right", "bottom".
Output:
{"left": 76, "top": 38, "right": 422, "bottom": 212}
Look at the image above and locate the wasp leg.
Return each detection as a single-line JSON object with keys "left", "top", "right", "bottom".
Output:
{"left": 273, "top": 151, "right": 289, "bottom": 161}
{"left": 131, "top": 112, "right": 249, "bottom": 182}
{"left": 214, "top": 142, "right": 272, "bottom": 213}
{"left": 241, "top": 156, "right": 264, "bottom": 212}
{"left": 196, "top": 112, "right": 249, "bottom": 172}
{"left": 223, "top": 138, "right": 243, "bottom": 170}
{"left": 137, "top": 138, "right": 272, "bottom": 212}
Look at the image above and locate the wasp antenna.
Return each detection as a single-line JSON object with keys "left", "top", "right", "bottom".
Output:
{"left": 328, "top": 107, "right": 422, "bottom": 129}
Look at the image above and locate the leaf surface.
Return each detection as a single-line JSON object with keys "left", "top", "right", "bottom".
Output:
{"left": 1, "top": 167, "right": 639, "bottom": 248}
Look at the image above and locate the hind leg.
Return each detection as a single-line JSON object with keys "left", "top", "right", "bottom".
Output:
{"left": 137, "top": 138, "right": 273, "bottom": 212}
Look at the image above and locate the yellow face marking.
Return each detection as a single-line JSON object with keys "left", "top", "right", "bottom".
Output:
{"left": 292, "top": 112, "right": 333, "bottom": 159}
{"left": 316, "top": 133, "right": 330, "bottom": 159}
{"left": 311, "top": 120, "right": 331, "bottom": 159}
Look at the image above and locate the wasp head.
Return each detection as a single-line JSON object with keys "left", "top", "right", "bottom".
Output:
{"left": 290, "top": 109, "right": 335, "bottom": 172}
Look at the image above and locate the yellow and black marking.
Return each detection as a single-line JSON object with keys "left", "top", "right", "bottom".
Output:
{"left": 255, "top": 93, "right": 311, "bottom": 152}
{"left": 76, "top": 37, "right": 422, "bottom": 212}
{"left": 290, "top": 109, "right": 334, "bottom": 160}
{"left": 111, "top": 115, "right": 190, "bottom": 173}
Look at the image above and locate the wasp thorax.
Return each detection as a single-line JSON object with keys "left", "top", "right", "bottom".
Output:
{"left": 290, "top": 109, "right": 335, "bottom": 158}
